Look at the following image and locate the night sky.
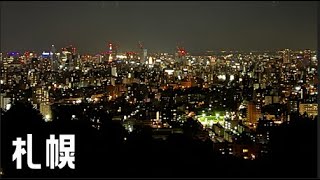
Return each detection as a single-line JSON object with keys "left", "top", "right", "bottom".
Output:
{"left": 0, "top": 1, "right": 317, "bottom": 54}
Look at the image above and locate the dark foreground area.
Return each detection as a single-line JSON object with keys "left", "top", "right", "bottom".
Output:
{"left": 1, "top": 102, "right": 317, "bottom": 178}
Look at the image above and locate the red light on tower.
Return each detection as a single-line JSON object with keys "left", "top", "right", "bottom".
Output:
{"left": 177, "top": 45, "right": 186, "bottom": 56}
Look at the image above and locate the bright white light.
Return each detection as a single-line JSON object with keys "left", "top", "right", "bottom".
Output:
{"left": 165, "top": 69, "right": 174, "bottom": 75}
{"left": 216, "top": 113, "right": 220, "bottom": 118}
{"left": 116, "top": 55, "right": 127, "bottom": 59}
{"left": 230, "top": 75, "right": 234, "bottom": 81}
{"left": 148, "top": 57, "right": 153, "bottom": 64}
{"left": 45, "top": 114, "right": 51, "bottom": 121}
{"left": 6, "top": 104, "right": 11, "bottom": 110}
{"left": 42, "top": 52, "right": 51, "bottom": 56}
{"left": 218, "top": 75, "right": 226, "bottom": 81}
{"left": 209, "top": 120, "right": 214, "bottom": 126}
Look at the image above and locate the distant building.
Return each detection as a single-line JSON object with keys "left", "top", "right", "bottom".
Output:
{"left": 34, "top": 86, "right": 50, "bottom": 104}
{"left": 140, "top": 49, "right": 147, "bottom": 64}
{"left": 111, "top": 67, "right": 117, "bottom": 77}
{"left": 282, "top": 49, "right": 291, "bottom": 64}
{"left": 288, "top": 100, "right": 299, "bottom": 113}
{"left": 0, "top": 93, "right": 11, "bottom": 110}
{"left": 247, "top": 101, "right": 261, "bottom": 124}
{"left": 264, "top": 95, "right": 280, "bottom": 105}
{"left": 232, "top": 143, "right": 261, "bottom": 160}
{"left": 180, "top": 81, "right": 191, "bottom": 89}
{"left": 302, "top": 49, "right": 311, "bottom": 67}
{"left": 50, "top": 45, "right": 59, "bottom": 71}
{"left": 212, "top": 123, "right": 224, "bottom": 137}
{"left": 40, "top": 102, "right": 52, "bottom": 122}
{"left": 299, "top": 103, "right": 318, "bottom": 117}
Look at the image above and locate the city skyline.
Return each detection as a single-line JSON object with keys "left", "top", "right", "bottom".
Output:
{"left": 1, "top": 1, "right": 317, "bottom": 54}
{"left": 0, "top": 1, "right": 318, "bottom": 178}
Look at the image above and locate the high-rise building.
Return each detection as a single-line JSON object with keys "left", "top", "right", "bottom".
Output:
{"left": 302, "top": 49, "right": 311, "bottom": 68}
{"left": 40, "top": 103, "right": 52, "bottom": 122}
{"left": 106, "top": 42, "right": 118, "bottom": 62}
{"left": 111, "top": 66, "right": 117, "bottom": 77}
{"left": 288, "top": 99, "right": 299, "bottom": 113}
{"left": 264, "top": 95, "right": 280, "bottom": 106}
{"left": 61, "top": 45, "right": 77, "bottom": 70}
{"left": 282, "top": 49, "right": 291, "bottom": 64}
{"left": 0, "top": 93, "right": 11, "bottom": 110}
{"left": 140, "top": 49, "right": 147, "bottom": 64}
{"left": 247, "top": 101, "right": 261, "bottom": 124}
{"left": 50, "top": 45, "right": 60, "bottom": 71}
{"left": 148, "top": 57, "right": 153, "bottom": 65}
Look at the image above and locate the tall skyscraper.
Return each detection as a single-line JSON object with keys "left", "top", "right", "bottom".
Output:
{"left": 107, "top": 42, "right": 118, "bottom": 62}
{"left": 140, "top": 49, "right": 147, "bottom": 64}
{"left": 50, "top": 45, "right": 59, "bottom": 71}
{"left": 111, "top": 66, "right": 117, "bottom": 77}
{"left": 108, "top": 43, "right": 113, "bottom": 62}
{"left": 282, "top": 49, "right": 291, "bottom": 64}
{"left": 247, "top": 101, "right": 261, "bottom": 124}
{"left": 302, "top": 49, "right": 311, "bottom": 67}
{"left": 176, "top": 46, "right": 187, "bottom": 66}
{"left": 61, "top": 45, "right": 76, "bottom": 70}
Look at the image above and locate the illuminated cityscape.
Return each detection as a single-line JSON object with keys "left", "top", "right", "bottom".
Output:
{"left": 0, "top": 1, "right": 317, "bottom": 178}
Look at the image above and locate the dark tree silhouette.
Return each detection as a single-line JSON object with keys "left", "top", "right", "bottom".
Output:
{"left": 267, "top": 114, "right": 317, "bottom": 178}
{"left": 1, "top": 101, "right": 317, "bottom": 178}
{"left": 1, "top": 101, "right": 48, "bottom": 177}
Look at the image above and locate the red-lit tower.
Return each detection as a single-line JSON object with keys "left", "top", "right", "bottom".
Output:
{"left": 106, "top": 42, "right": 118, "bottom": 62}
{"left": 177, "top": 46, "right": 187, "bottom": 57}
{"left": 176, "top": 45, "right": 187, "bottom": 66}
